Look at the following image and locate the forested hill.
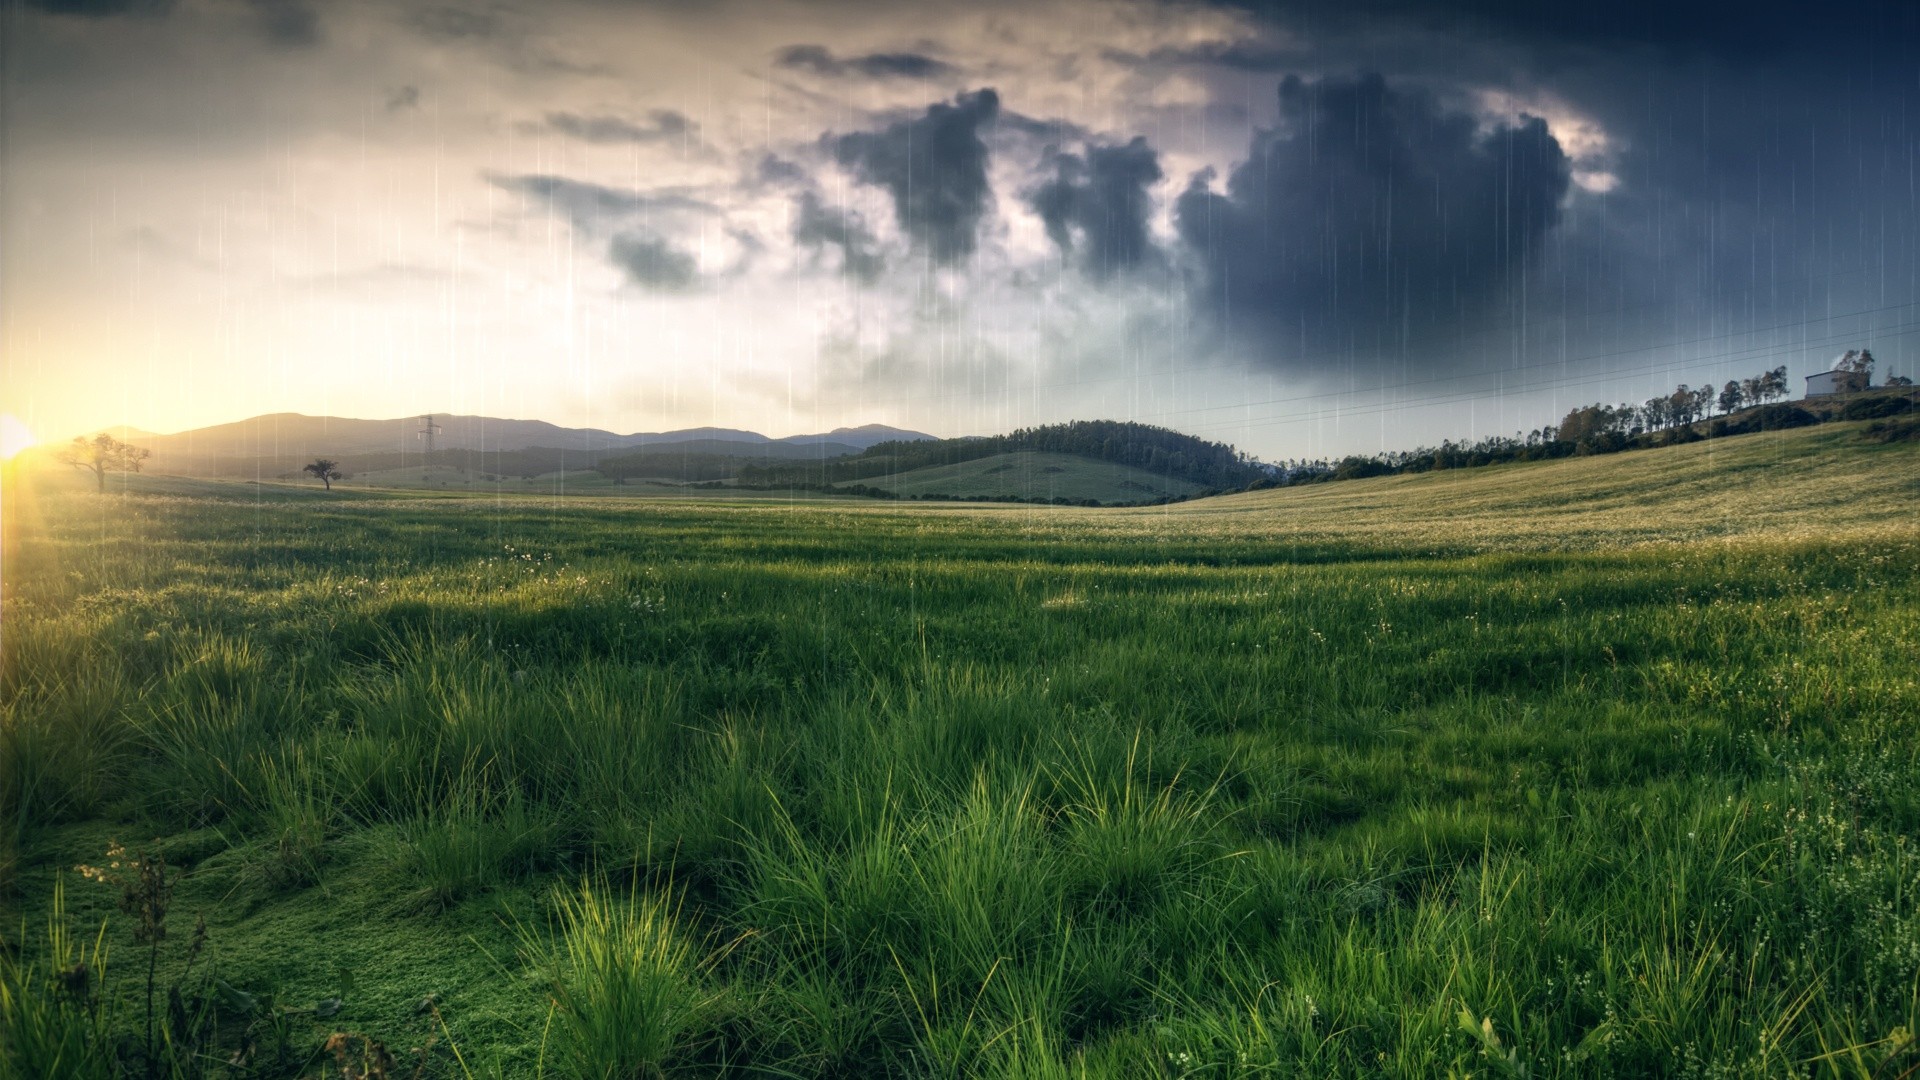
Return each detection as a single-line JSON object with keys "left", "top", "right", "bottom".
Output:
{"left": 735, "top": 420, "right": 1267, "bottom": 492}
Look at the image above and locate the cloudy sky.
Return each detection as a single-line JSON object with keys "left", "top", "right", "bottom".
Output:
{"left": 3, "top": 0, "right": 1915, "bottom": 459}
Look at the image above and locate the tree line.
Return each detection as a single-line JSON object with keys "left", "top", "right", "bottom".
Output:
{"left": 1278, "top": 358, "right": 1913, "bottom": 485}
{"left": 1555, "top": 365, "right": 1790, "bottom": 446}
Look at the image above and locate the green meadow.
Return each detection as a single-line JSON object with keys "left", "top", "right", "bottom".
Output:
{"left": 4, "top": 420, "right": 1919, "bottom": 1077}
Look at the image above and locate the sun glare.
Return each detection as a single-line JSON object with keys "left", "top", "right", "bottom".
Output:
{"left": 0, "top": 415, "right": 36, "bottom": 460}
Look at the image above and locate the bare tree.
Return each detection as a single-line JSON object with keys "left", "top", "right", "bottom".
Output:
{"left": 303, "top": 458, "right": 343, "bottom": 491}
{"left": 58, "top": 434, "right": 150, "bottom": 492}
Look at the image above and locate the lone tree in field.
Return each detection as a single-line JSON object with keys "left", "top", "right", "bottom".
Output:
{"left": 58, "top": 433, "right": 150, "bottom": 492}
{"left": 303, "top": 458, "right": 343, "bottom": 491}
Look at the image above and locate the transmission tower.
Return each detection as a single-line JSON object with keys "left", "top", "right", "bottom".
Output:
{"left": 418, "top": 414, "right": 443, "bottom": 481}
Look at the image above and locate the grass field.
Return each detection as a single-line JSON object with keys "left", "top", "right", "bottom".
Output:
{"left": 4, "top": 421, "right": 1919, "bottom": 1077}
{"left": 279, "top": 448, "right": 1208, "bottom": 503}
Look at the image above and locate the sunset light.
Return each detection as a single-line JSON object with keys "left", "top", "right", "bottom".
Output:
{"left": 0, "top": 415, "right": 34, "bottom": 461}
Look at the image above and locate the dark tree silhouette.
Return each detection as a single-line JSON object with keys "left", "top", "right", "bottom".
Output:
{"left": 58, "top": 434, "right": 150, "bottom": 492}
{"left": 303, "top": 458, "right": 343, "bottom": 490}
{"left": 1761, "top": 365, "right": 1790, "bottom": 401}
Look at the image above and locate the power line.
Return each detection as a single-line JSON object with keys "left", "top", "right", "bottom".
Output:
{"left": 1144, "top": 315, "right": 1920, "bottom": 435}
{"left": 1182, "top": 319, "right": 1920, "bottom": 438}
{"left": 812, "top": 296, "right": 1920, "bottom": 428}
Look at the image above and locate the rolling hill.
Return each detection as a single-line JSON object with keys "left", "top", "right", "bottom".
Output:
{"left": 737, "top": 419, "right": 1266, "bottom": 502}
{"left": 1131, "top": 417, "right": 1920, "bottom": 550}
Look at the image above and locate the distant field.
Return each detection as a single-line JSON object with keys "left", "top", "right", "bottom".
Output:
{"left": 202, "top": 449, "right": 1209, "bottom": 503}
{"left": 21, "top": 464, "right": 858, "bottom": 503}
{"left": 4, "top": 420, "right": 1919, "bottom": 1077}
{"left": 348, "top": 465, "right": 632, "bottom": 493}
{"left": 848, "top": 449, "right": 1203, "bottom": 502}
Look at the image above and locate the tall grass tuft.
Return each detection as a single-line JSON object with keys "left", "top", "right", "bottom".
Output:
{"left": 523, "top": 878, "right": 721, "bottom": 1079}
{"left": 0, "top": 878, "right": 114, "bottom": 1078}
{"left": 239, "top": 744, "right": 334, "bottom": 886}
{"left": 1, "top": 667, "right": 135, "bottom": 829}
{"left": 400, "top": 761, "right": 561, "bottom": 909}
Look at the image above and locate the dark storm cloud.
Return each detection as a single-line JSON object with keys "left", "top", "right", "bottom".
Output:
{"left": 1214, "top": 0, "right": 1918, "bottom": 58}
{"left": 791, "top": 191, "right": 886, "bottom": 284}
{"left": 754, "top": 155, "right": 810, "bottom": 188}
{"left": 485, "top": 173, "right": 720, "bottom": 230}
{"left": 25, "top": 0, "right": 318, "bottom": 45}
{"left": 775, "top": 45, "right": 956, "bottom": 81}
{"left": 1175, "top": 73, "right": 1570, "bottom": 362}
{"left": 995, "top": 110, "right": 1091, "bottom": 144}
{"left": 1026, "top": 137, "right": 1164, "bottom": 281}
{"left": 828, "top": 88, "right": 1000, "bottom": 265}
{"left": 608, "top": 233, "right": 699, "bottom": 292}
{"left": 22, "top": 0, "right": 170, "bottom": 15}
{"left": 1102, "top": 41, "right": 1295, "bottom": 72}
{"left": 248, "top": 0, "right": 320, "bottom": 48}
{"left": 544, "top": 109, "right": 697, "bottom": 146}
{"left": 1549, "top": 64, "right": 1918, "bottom": 349}
{"left": 386, "top": 86, "right": 421, "bottom": 112}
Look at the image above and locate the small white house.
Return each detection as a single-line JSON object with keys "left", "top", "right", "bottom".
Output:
{"left": 1806, "top": 369, "right": 1868, "bottom": 397}
{"left": 1806, "top": 370, "right": 1844, "bottom": 397}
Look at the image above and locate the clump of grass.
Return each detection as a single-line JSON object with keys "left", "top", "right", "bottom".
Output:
{"left": 1, "top": 663, "right": 137, "bottom": 846}
{"left": 139, "top": 697, "right": 262, "bottom": 828}
{"left": 0, "top": 878, "right": 113, "bottom": 1078}
{"left": 521, "top": 878, "right": 722, "bottom": 1078}
{"left": 238, "top": 744, "right": 334, "bottom": 886}
{"left": 1048, "top": 732, "right": 1229, "bottom": 917}
{"left": 398, "top": 764, "right": 561, "bottom": 910}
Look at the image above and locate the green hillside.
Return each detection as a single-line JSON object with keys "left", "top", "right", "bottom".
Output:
{"left": 1148, "top": 419, "right": 1918, "bottom": 550}
{"left": 849, "top": 450, "right": 1204, "bottom": 502}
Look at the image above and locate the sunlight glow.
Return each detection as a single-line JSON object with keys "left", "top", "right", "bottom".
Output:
{"left": 0, "top": 415, "right": 35, "bottom": 461}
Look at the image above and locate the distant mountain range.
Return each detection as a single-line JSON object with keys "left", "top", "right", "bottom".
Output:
{"left": 101, "top": 413, "right": 936, "bottom": 476}
{"left": 109, "top": 413, "right": 934, "bottom": 456}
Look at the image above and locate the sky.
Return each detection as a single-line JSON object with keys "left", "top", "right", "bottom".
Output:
{"left": 3, "top": 0, "right": 1916, "bottom": 460}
